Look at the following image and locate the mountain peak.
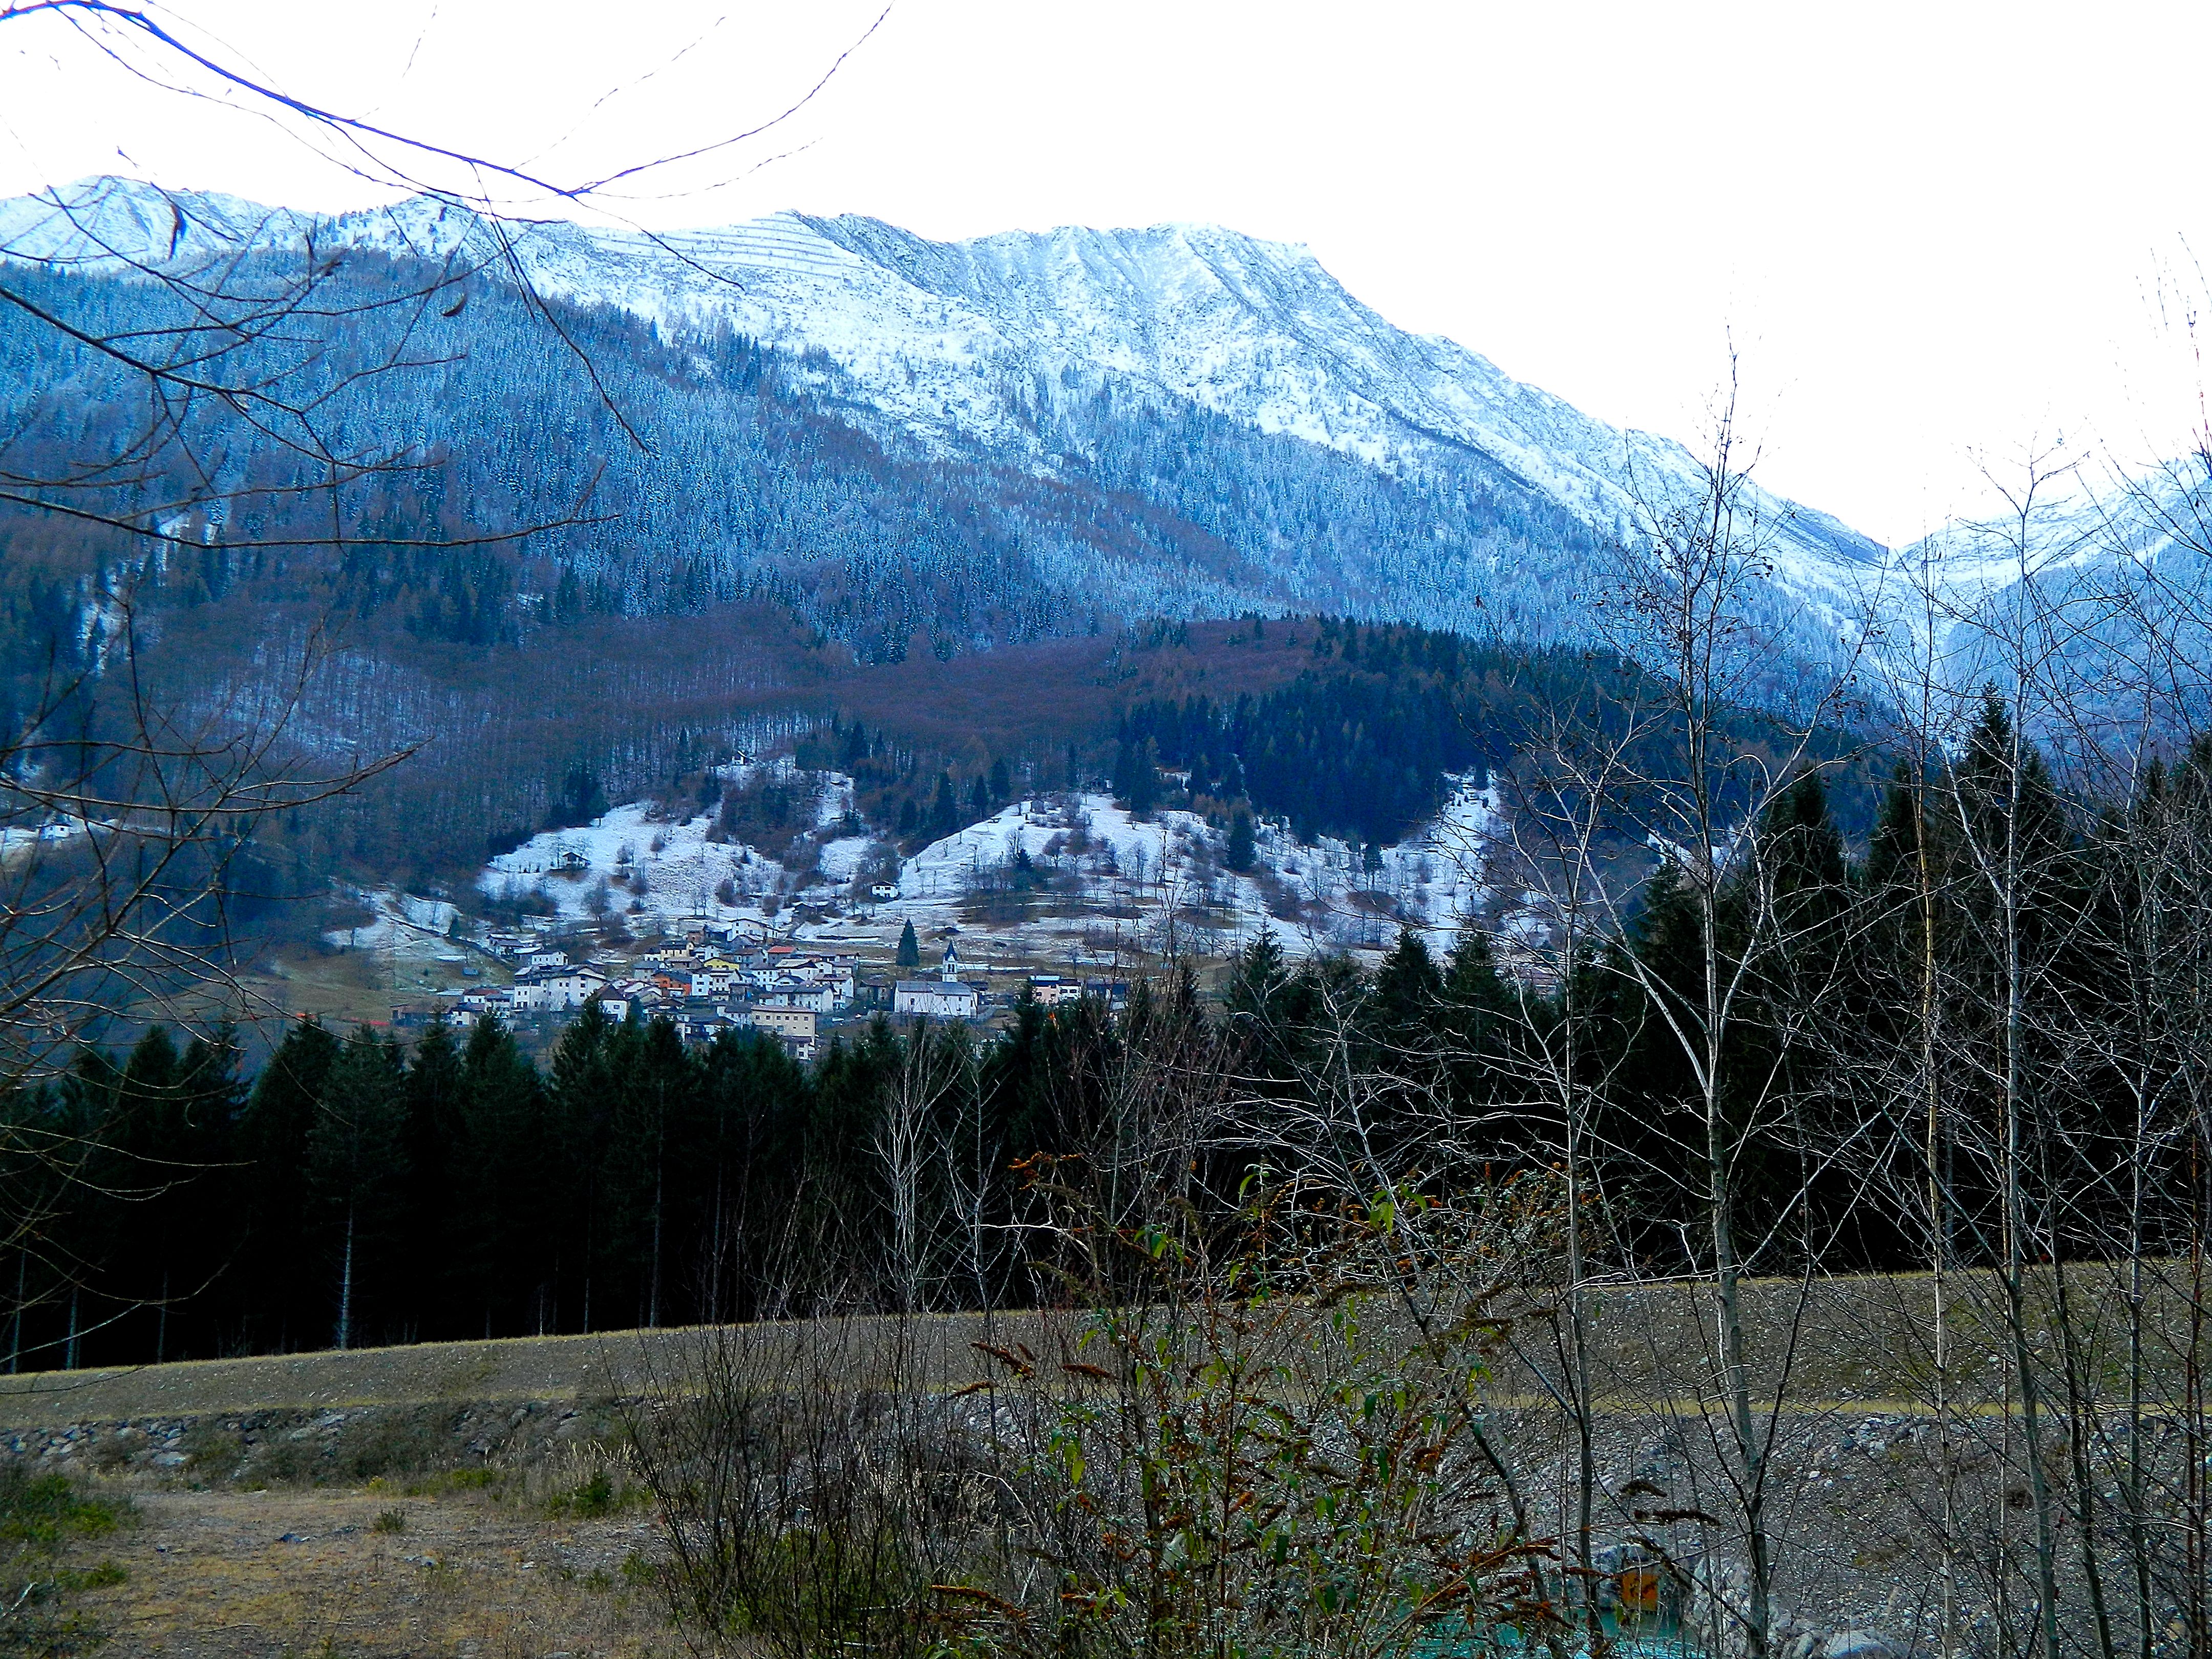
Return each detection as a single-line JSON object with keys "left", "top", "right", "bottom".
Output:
{"left": 0, "top": 174, "right": 1891, "bottom": 640}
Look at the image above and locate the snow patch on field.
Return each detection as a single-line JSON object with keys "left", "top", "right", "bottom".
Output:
{"left": 483, "top": 803, "right": 769, "bottom": 923}
{"left": 323, "top": 890, "right": 467, "bottom": 963}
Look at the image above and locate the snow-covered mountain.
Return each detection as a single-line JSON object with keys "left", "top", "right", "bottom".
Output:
{"left": 0, "top": 176, "right": 1886, "bottom": 625}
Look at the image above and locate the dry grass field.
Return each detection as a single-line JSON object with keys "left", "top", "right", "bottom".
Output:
{"left": 66, "top": 1480, "right": 676, "bottom": 1659}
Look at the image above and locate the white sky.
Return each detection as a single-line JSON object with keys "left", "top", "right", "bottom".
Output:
{"left": 3, "top": 0, "right": 2207, "bottom": 549}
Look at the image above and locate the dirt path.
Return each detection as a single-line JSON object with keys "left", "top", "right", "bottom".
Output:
{"left": 76, "top": 1484, "right": 676, "bottom": 1658}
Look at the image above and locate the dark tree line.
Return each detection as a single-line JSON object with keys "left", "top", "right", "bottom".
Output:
{"left": 1119, "top": 619, "right": 1874, "bottom": 846}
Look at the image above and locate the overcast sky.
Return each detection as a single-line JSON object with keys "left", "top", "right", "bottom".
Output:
{"left": 3, "top": 0, "right": 2206, "bottom": 548}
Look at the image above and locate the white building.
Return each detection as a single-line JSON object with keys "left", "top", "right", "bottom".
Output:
{"left": 511, "top": 966, "right": 609, "bottom": 1012}
{"left": 757, "top": 976, "right": 836, "bottom": 1014}
{"left": 893, "top": 979, "right": 981, "bottom": 1020}
{"left": 742, "top": 1005, "right": 818, "bottom": 1043}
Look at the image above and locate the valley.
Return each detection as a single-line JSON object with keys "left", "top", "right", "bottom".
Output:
{"left": 2, "top": 147, "right": 2210, "bottom": 1659}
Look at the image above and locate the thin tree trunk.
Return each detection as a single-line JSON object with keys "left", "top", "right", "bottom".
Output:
{"left": 8, "top": 1253, "right": 23, "bottom": 1375}
{"left": 650, "top": 1123, "right": 664, "bottom": 1330}
{"left": 2052, "top": 1258, "right": 2118, "bottom": 1659}
{"left": 1999, "top": 739, "right": 2061, "bottom": 1659}
{"left": 1921, "top": 784, "right": 1959, "bottom": 1659}
{"left": 337, "top": 1203, "right": 355, "bottom": 1351}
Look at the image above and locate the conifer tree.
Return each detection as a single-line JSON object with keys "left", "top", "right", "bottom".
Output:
{"left": 239, "top": 1018, "right": 342, "bottom": 1352}
{"left": 1441, "top": 926, "right": 1515, "bottom": 1110}
{"left": 99, "top": 1028, "right": 185, "bottom": 1362}
{"left": 307, "top": 1030, "right": 406, "bottom": 1350}
{"left": 611, "top": 1016, "right": 696, "bottom": 1329}
{"left": 897, "top": 921, "right": 921, "bottom": 969}
{"left": 1225, "top": 929, "right": 1289, "bottom": 1025}
{"left": 1126, "top": 740, "right": 1161, "bottom": 818}
{"left": 399, "top": 1020, "right": 466, "bottom": 1340}
{"left": 1226, "top": 810, "right": 1256, "bottom": 873}
{"left": 549, "top": 1001, "right": 619, "bottom": 1333}
{"left": 455, "top": 1015, "right": 548, "bottom": 1336}
{"left": 1373, "top": 928, "right": 1443, "bottom": 1045}
{"left": 114, "top": 1025, "right": 246, "bottom": 1364}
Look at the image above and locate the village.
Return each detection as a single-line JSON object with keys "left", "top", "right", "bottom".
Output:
{"left": 414, "top": 921, "right": 1130, "bottom": 1062}
{"left": 331, "top": 768, "right": 1507, "bottom": 1055}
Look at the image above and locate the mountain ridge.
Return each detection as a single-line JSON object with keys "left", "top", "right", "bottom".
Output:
{"left": 0, "top": 176, "right": 1887, "bottom": 615}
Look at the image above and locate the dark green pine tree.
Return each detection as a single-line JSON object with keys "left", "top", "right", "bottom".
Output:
{"left": 1126, "top": 739, "right": 1161, "bottom": 819}
{"left": 306, "top": 1029, "right": 407, "bottom": 1351}
{"left": 1224, "top": 928, "right": 1289, "bottom": 1024}
{"left": 548, "top": 1001, "right": 619, "bottom": 1333}
{"left": 1373, "top": 928, "right": 1444, "bottom": 1048}
{"left": 610, "top": 1016, "right": 697, "bottom": 1329}
{"left": 100, "top": 1027, "right": 186, "bottom": 1363}
{"left": 697, "top": 1027, "right": 811, "bottom": 1323}
{"left": 1443, "top": 925, "right": 1514, "bottom": 1022}
{"left": 454, "top": 1015, "right": 549, "bottom": 1336}
{"left": 1225, "top": 810, "right": 1257, "bottom": 873}
{"left": 801, "top": 1017, "right": 903, "bottom": 1304}
{"left": 896, "top": 920, "right": 921, "bottom": 969}
{"left": 145, "top": 1026, "right": 246, "bottom": 1363}
{"left": 967, "top": 774, "right": 992, "bottom": 822}
{"left": 931, "top": 772, "right": 960, "bottom": 839}
{"left": 1438, "top": 925, "right": 1516, "bottom": 1115}
{"left": 1762, "top": 771, "right": 1849, "bottom": 922}
{"left": 989, "top": 758, "right": 1012, "bottom": 803}
{"left": 399, "top": 1020, "right": 466, "bottom": 1341}
{"left": 239, "top": 1018, "right": 342, "bottom": 1352}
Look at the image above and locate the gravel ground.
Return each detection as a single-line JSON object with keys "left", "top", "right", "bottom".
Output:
{"left": 69, "top": 1482, "right": 675, "bottom": 1658}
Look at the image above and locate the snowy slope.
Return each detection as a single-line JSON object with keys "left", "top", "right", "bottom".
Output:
{"left": 1862, "top": 460, "right": 2212, "bottom": 691}
{"left": 0, "top": 176, "right": 1885, "bottom": 615}
{"left": 451, "top": 778, "right": 1508, "bottom": 975}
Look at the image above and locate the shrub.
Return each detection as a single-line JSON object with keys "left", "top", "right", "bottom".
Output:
{"left": 0, "top": 1467, "right": 133, "bottom": 1654}
{"left": 550, "top": 1469, "right": 634, "bottom": 1519}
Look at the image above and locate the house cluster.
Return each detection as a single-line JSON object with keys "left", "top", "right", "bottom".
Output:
{"left": 451, "top": 930, "right": 861, "bottom": 1062}
{"left": 410, "top": 921, "right": 1133, "bottom": 1061}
